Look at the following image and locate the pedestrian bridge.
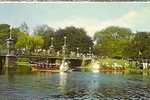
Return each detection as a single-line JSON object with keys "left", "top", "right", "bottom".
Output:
{"left": 18, "top": 54, "right": 93, "bottom": 69}
{"left": 0, "top": 52, "right": 93, "bottom": 73}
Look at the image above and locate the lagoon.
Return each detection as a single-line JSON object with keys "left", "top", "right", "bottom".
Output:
{"left": 0, "top": 70, "right": 150, "bottom": 99}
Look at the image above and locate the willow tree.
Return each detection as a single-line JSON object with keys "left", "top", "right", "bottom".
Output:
{"left": 15, "top": 32, "right": 31, "bottom": 50}
{"left": 30, "top": 35, "right": 44, "bottom": 52}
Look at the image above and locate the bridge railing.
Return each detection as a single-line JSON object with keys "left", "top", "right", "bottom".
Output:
{"left": 17, "top": 51, "right": 93, "bottom": 59}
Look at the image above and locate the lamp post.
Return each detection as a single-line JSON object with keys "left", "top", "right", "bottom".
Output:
{"left": 89, "top": 47, "right": 92, "bottom": 57}
{"left": 6, "top": 27, "right": 13, "bottom": 56}
{"left": 64, "top": 36, "right": 67, "bottom": 48}
{"left": 5, "top": 27, "right": 16, "bottom": 68}
{"left": 50, "top": 37, "right": 54, "bottom": 48}
{"left": 138, "top": 50, "right": 142, "bottom": 62}
{"left": 49, "top": 37, "right": 54, "bottom": 56}
{"left": 62, "top": 36, "right": 67, "bottom": 57}
{"left": 76, "top": 47, "right": 79, "bottom": 57}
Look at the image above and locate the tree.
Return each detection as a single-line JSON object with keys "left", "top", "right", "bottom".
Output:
{"left": 0, "top": 24, "right": 10, "bottom": 48}
{"left": 0, "top": 24, "right": 28, "bottom": 49}
{"left": 19, "top": 22, "right": 29, "bottom": 33}
{"left": 94, "top": 26, "right": 132, "bottom": 58}
{"left": 125, "top": 32, "right": 150, "bottom": 58}
{"left": 94, "top": 26, "right": 132, "bottom": 44}
{"left": 15, "top": 31, "right": 44, "bottom": 52}
{"left": 11, "top": 27, "right": 23, "bottom": 44}
{"left": 55, "top": 26, "right": 93, "bottom": 54}
{"left": 30, "top": 35, "right": 44, "bottom": 52}
{"left": 15, "top": 32, "right": 31, "bottom": 50}
{"left": 33, "top": 24, "right": 55, "bottom": 49}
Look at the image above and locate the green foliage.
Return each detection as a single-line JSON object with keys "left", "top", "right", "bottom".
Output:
{"left": 15, "top": 32, "right": 44, "bottom": 52}
{"left": 17, "top": 58, "right": 29, "bottom": 62}
{"left": 34, "top": 26, "right": 93, "bottom": 54}
{"left": 125, "top": 32, "right": 150, "bottom": 58}
{"left": 30, "top": 35, "right": 44, "bottom": 51}
{"left": 33, "top": 24, "right": 55, "bottom": 49}
{"left": 94, "top": 26, "right": 132, "bottom": 58}
{"left": 0, "top": 23, "right": 93, "bottom": 55}
{"left": 0, "top": 24, "right": 10, "bottom": 48}
{"left": 15, "top": 32, "right": 31, "bottom": 49}
{"left": 0, "top": 23, "right": 149, "bottom": 60}
{"left": 55, "top": 26, "right": 93, "bottom": 53}
{"left": 16, "top": 58, "right": 30, "bottom": 71}
{"left": 94, "top": 26, "right": 131, "bottom": 44}
{"left": 98, "top": 58, "right": 134, "bottom": 68}
{"left": 94, "top": 26, "right": 150, "bottom": 59}
{"left": 19, "top": 22, "right": 29, "bottom": 33}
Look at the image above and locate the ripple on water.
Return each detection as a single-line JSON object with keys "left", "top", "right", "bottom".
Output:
{"left": 0, "top": 72, "right": 150, "bottom": 99}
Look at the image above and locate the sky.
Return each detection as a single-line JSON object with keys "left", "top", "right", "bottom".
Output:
{"left": 0, "top": 3, "right": 150, "bottom": 37}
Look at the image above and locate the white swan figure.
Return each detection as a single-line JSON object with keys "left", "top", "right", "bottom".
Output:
{"left": 60, "top": 60, "right": 69, "bottom": 72}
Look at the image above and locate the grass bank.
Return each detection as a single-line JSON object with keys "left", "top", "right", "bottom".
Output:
{"left": 16, "top": 58, "right": 30, "bottom": 66}
{"left": 89, "top": 58, "right": 150, "bottom": 72}
{"left": 98, "top": 58, "right": 135, "bottom": 69}
{"left": 15, "top": 58, "right": 31, "bottom": 73}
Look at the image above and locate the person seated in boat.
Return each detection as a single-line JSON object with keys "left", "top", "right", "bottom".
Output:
{"left": 40, "top": 63, "right": 44, "bottom": 69}
{"left": 37, "top": 63, "right": 40, "bottom": 68}
{"left": 43, "top": 62, "right": 46, "bottom": 69}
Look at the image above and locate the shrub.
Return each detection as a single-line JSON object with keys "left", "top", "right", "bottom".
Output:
{"left": 98, "top": 58, "right": 135, "bottom": 68}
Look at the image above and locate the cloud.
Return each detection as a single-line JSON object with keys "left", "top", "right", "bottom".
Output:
{"left": 98, "top": 11, "right": 139, "bottom": 30}
{"left": 122, "top": 11, "right": 139, "bottom": 22}
{"left": 49, "top": 17, "right": 101, "bottom": 37}
{"left": 48, "top": 6, "right": 150, "bottom": 37}
{"left": 110, "top": 6, "right": 150, "bottom": 31}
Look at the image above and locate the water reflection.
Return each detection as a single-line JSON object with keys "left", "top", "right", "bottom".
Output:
{"left": 1, "top": 68, "right": 150, "bottom": 99}
{"left": 59, "top": 72, "right": 67, "bottom": 93}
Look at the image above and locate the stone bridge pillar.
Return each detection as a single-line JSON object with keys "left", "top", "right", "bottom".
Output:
{"left": 5, "top": 28, "right": 16, "bottom": 68}
{"left": 0, "top": 57, "right": 5, "bottom": 74}
{"left": 5, "top": 55, "right": 16, "bottom": 68}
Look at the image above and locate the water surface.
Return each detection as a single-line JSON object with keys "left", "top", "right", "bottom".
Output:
{"left": 0, "top": 70, "right": 150, "bottom": 99}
